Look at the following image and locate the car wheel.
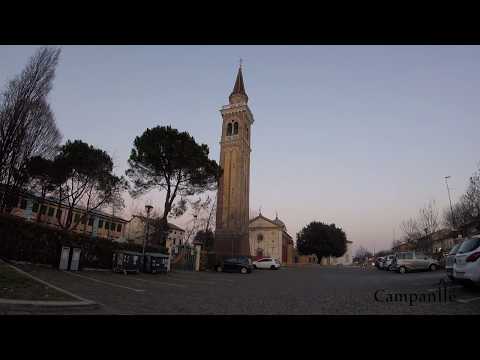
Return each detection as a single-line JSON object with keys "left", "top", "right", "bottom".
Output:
{"left": 240, "top": 267, "right": 248, "bottom": 274}
{"left": 388, "top": 265, "right": 393, "bottom": 271}
{"left": 399, "top": 266, "right": 406, "bottom": 274}
{"left": 216, "top": 265, "right": 223, "bottom": 272}
{"left": 429, "top": 264, "right": 437, "bottom": 271}
{"left": 270, "top": 265, "right": 276, "bottom": 270}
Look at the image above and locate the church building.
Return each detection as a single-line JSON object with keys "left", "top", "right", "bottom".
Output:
{"left": 249, "top": 213, "right": 295, "bottom": 265}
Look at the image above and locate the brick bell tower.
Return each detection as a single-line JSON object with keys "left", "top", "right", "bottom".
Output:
{"left": 214, "top": 63, "right": 254, "bottom": 257}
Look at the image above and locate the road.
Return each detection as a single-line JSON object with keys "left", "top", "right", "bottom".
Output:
{"left": 4, "top": 264, "right": 480, "bottom": 315}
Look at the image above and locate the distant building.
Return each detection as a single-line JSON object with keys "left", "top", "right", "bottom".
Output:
{"left": 320, "top": 240, "right": 353, "bottom": 266}
{"left": 249, "top": 213, "right": 294, "bottom": 264}
{"left": 6, "top": 188, "right": 128, "bottom": 241}
{"left": 392, "top": 241, "right": 416, "bottom": 252}
{"left": 125, "top": 215, "right": 185, "bottom": 253}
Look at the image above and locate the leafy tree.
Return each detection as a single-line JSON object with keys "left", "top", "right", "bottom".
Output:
{"left": 53, "top": 140, "right": 127, "bottom": 230}
{"left": 126, "top": 126, "right": 220, "bottom": 246}
{"left": 296, "top": 221, "right": 347, "bottom": 263}
{"left": 25, "top": 155, "right": 64, "bottom": 222}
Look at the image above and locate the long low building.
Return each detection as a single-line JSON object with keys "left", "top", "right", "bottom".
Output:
{"left": 2, "top": 187, "right": 185, "bottom": 248}
{"left": 6, "top": 188, "right": 128, "bottom": 241}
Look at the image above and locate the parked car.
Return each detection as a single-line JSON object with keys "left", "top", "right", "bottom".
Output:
{"left": 375, "top": 256, "right": 385, "bottom": 269}
{"left": 253, "top": 257, "right": 281, "bottom": 270}
{"left": 384, "top": 254, "right": 396, "bottom": 271}
{"left": 215, "top": 256, "right": 253, "bottom": 274}
{"left": 391, "top": 251, "right": 439, "bottom": 274}
{"left": 453, "top": 236, "right": 480, "bottom": 286}
{"left": 445, "top": 243, "right": 461, "bottom": 280}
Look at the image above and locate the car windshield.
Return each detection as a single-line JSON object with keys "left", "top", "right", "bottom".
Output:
{"left": 448, "top": 244, "right": 460, "bottom": 255}
{"left": 458, "top": 237, "right": 480, "bottom": 254}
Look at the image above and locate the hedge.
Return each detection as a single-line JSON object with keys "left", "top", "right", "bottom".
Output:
{"left": 0, "top": 214, "right": 167, "bottom": 269}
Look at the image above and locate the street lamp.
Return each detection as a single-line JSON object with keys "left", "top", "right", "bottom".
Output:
{"left": 444, "top": 176, "right": 455, "bottom": 229}
{"left": 143, "top": 205, "right": 154, "bottom": 261}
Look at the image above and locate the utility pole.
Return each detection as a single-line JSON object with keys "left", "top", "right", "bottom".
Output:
{"left": 143, "top": 205, "right": 153, "bottom": 261}
{"left": 444, "top": 176, "right": 455, "bottom": 229}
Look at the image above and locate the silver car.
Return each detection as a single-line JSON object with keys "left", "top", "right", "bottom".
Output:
{"left": 384, "top": 254, "right": 396, "bottom": 271}
{"left": 445, "top": 243, "right": 461, "bottom": 280}
{"left": 393, "top": 251, "right": 439, "bottom": 274}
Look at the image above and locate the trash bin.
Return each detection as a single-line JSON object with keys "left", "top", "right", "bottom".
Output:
{"left": 143, "top": 253, "right": 170, "bottom": 274}
{"left": 112, "top": 251, "right": 141, "bottom": 274}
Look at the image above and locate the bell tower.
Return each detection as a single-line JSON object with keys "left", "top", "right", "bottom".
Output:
{"left": 214, "top": 63, "right": 254, "bottom": 257}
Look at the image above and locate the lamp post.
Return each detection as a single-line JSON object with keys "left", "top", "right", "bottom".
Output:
{"left": 143, "top": 205, "right": 154, "bottom": 260}
{"left": 444, "top": 176, "right": 455, "bottom": 229}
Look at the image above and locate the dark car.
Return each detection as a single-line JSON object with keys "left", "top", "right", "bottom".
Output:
{"left": 216, "top": 256, "right": 253, "bottom": 274}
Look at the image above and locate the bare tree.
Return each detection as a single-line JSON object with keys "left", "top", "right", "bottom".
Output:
{"left": 400, "top": 217, "right": 422, "bottom": 242}
{"left": 0, "top": 47, "right": 62, "bottom": 211}
{"left": 418, "top": 200, "right": 440, "bottom": 235}
{"left": 182, "top": 195, "right": 215, "bottom": 244}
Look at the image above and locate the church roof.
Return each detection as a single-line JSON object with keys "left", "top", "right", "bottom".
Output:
{"left": 229, "top": 65, "right": 248, "bottom": 103}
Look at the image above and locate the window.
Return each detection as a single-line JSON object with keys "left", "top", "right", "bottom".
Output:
{"left": 74, "top": 213, "right": 80, "bottom": 223}
{"left": 111, "top": 223, "right": 116, "bottom": 230}
{"left": 47, "top": 207, "right": 55, "bottom": 217}
{"left": 233, "top": 122, "right": 239, "bottom": 134}
{"left": 40, "top": 205, "right": 47, "bottom": 215}
{"left": 227, "top": 123, "right": 233, "bottom": 136}
{"left": 98, "top": 220, "right": 104, "bottom": 228}
{"left": 105, "top": 222, "right": 110, "bottom": 230}
{"left": 32, "top": 203, "right": 39, "bottom": 213}
{"left": 117, "top": 224, "right": 122, "bottom": 232}
{"left": 81, "top": 215, "right": 86, "bottom": 225}
{"left": 257, "top": 234, "right": 264, "bottom": 241}
{"left": 56, "top": 209, "right": 62, "bottom": 219}
{"left": 19, "top": 198, "right": 27, "bottom": 210}
{"left": 88, "top": 217, "right": 94, "bottom": 226}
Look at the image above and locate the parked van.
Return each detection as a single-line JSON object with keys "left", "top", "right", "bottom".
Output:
{"left": 391, "top": 251, "right": 438, "bottom": 274}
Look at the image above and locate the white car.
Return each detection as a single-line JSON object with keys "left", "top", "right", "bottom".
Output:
{"left": 252, "top": 257, "right": 281, "bottom": 270}
{"left": 454, "top": 236, "right": 480, "bottom": 286}
{"left": 384, "top": 254, "right": 396, "bottom": 271}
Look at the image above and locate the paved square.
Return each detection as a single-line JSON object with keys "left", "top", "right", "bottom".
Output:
{"left": 6, "top": 264, "right": 480, "bottom": 315}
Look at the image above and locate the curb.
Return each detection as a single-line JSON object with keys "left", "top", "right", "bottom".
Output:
{"left": 0, "top": 259, "right": 99, "bottom": 312}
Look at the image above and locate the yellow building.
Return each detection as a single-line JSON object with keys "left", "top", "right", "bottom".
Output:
{"left": 8, "top": 189, "right": 127, "bottom": 241}
{"left": 125, "top": 214, "right": 185, "bottom": 254}
{"left": 249, "top": 213, "right": 294, "bottom": 265}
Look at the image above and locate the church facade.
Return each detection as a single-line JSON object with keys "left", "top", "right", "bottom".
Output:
{"left": 249, "top": 213, "right": 294, "bottom": 265}
{"left": 214, "top": 65, "right": 254, "bottom": 257}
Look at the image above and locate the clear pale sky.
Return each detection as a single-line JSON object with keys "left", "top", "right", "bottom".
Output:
{"left": 1, "top": 45, "right": 479, "bottom": 254}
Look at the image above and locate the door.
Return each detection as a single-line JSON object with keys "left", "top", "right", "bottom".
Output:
{"left": 414, "top": 253, "right": 427, "bottom": 270}
{"left": 59, "top": 246, "right": 70, "bottom": 270}
{"left": 70, "top": 248, "right": 81, "bottom": 271}
{"left": 223, "top": 259, "right": 234, "bottom": 272}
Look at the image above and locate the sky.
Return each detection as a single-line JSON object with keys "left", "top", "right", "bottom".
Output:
{"left": 1, "top": 45, "right": 479, "bottom": 255}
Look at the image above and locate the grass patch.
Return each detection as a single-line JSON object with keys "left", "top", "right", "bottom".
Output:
{"left": 0, "top": 262, "right": 75, "bottom": 301}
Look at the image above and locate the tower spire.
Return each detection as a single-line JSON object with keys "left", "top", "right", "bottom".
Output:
{"left": 229, "top": 61, "right": 248, "bottom": 104}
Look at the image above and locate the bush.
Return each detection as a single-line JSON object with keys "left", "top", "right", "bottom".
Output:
{"left": 0, "top": 214, "right": 167, "bottom": 269}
